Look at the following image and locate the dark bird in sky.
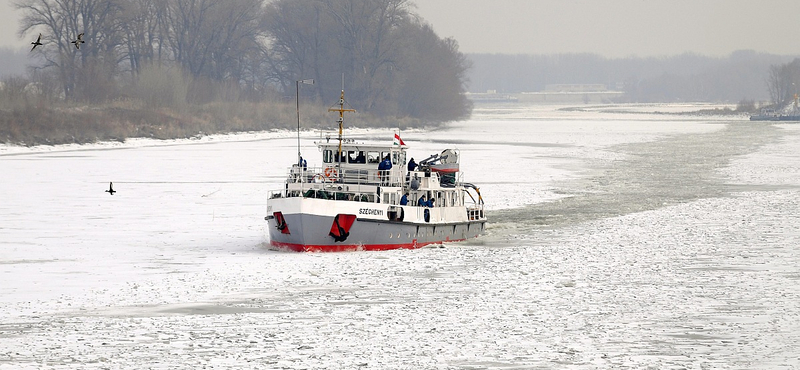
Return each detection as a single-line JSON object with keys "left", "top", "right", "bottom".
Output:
{"left": 105, "top": 182, "right": 116, "bottom": 195}
{"left": 30, "top": 33, "right": 43, "bottom": 51}
{"left": 71, "top": 33, "right": 84, "bottom": 50}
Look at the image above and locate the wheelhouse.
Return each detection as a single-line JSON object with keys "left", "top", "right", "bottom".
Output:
{"left": 317, "top": 142, "right": 406, "bottom": 186}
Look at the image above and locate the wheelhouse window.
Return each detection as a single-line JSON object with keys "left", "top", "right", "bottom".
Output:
{"left": 393, "top": 151, "right": 405, "bottom": 166}
{"left": 323, "top": 150, "right": 333, "bottom": 163}
{"left": 348, "top": 150, "right": 366, "bottom": 164}
{"left": 368, "top": 152, "right": 380, "bottom": 164}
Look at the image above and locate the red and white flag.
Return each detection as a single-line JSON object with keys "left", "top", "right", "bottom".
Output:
{"left": 393, "top": 132, "right": 406, "bottom": 146}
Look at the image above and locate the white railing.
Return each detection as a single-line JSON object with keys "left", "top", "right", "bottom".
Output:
{"left": 271, "top": 165, "right": 487, "bottom": 222}
{"left": 467, "top": 206, "right": 485, "bottom": 221}
{"left": 286, "top": 165, "right": 403, "bottom": 187}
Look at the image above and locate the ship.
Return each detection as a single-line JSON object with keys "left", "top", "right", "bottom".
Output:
{"left": 265, "top": 90, "right": 487, "bottom": 252}
{"left": 750, "top": 95, "right": 800, "bottom": 121}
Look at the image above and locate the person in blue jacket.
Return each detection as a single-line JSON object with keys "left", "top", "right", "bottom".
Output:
{"left": 400, "top": 192, "right": 409, "bottom": 205}
{"left": 417, "top": 195, "right": 426, "bottom": 207}
{"left": 378, "top": 155, "right": 392, "bottom": 184}
{"left": 379, "top": 155, "right": 392, "bottom": 170}
{"left": 298, "top": 155, "right": 307, "bottom": 170}
{"left": 407, "top": 157, "right": 417, "bottom": 172}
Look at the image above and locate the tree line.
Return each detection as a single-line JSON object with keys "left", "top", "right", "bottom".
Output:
{"left": 468, "top": 50, "right": 799, "bottom": 105}
{"left": 10, "top": 0, "right": 471, "bottom": 122}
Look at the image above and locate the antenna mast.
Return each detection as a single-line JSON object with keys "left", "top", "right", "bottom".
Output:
{"left": 327, "top": 76, "right": 355, "bottom": 175}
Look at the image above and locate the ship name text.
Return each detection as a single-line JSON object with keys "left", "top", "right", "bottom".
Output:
{"left": 359, "top": 208, "right": 384, "bottom": 216}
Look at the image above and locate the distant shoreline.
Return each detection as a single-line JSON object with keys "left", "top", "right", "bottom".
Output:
{"left": 0, "top": 102, "right": 428, "bottom": 147}
{"left": 558, "top": 104, "right": 750, "bottom": 117}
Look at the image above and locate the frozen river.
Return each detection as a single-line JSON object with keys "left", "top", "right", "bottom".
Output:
{"left": 1, "top": 104, "right": 799, "bottom": 369}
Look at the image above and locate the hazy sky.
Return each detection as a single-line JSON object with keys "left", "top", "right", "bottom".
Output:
{"left": 3, "top": 0, "right": 800, "bottom": 57}
{"left": 414, "top": 0, "right": 800, "bottom": 57}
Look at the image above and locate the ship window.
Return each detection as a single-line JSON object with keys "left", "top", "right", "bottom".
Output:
{"left": 348, "top": 150, "right": 366, "bottom": 164}
{"left": 323, "top": 150, "right": 333, "bottom": 163}
{"left": 333, "top": 150, "right": 346, "bottom": 163}
{"left": 368, "top": 152, "right": 380, "bottom": 164}
{"left": 392, "top": 152, "right": 401, "bottom": 165}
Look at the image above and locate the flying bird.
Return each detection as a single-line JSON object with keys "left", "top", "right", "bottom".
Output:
{"left": 71, "top": 33, "right": 84, "bottom": 50}
{"left": 105, "top": 182, "right": 116, "bottom": 195}
{"left": 30, "top": 33, "right": 43, "bottom": 51}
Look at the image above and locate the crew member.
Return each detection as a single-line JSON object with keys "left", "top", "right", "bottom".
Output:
{"left": 378, "top": 155, "right": 392, "bottom": 185}
{"left": 379, "top": 155, "right": 392, "bottom": 170}
{"left": 298, "top": 155, "right": 307, "bottom": 170}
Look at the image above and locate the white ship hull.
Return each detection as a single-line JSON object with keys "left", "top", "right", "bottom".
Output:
{"left": 267, "top": 196, "right": 486, "bottom": 252}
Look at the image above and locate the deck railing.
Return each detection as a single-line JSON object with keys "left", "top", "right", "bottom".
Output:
{"left": 271, "top": 166, "right": 486, "bottom": 221}
{"left": 286, "top": 165, "right": 403, "bottom": 187}
{"left": 467, "top": 207, "right": 485, "bottom": 221}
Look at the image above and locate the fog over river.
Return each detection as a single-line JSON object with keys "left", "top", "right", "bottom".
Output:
{"left": 1, "top": 104, "right": 798, "bottom": 369}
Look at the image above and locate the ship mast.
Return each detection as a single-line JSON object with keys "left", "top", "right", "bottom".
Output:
{"left": 327, "top": 89, "right": 355, "bottom": 175}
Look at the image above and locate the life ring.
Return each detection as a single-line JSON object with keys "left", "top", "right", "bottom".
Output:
{"left": 324, "top": 167, "right": 337, "bottom": 178}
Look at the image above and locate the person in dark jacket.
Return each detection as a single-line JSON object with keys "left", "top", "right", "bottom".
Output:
{"left": 378, "top": 155, "right": 392, "bottom": 185}
{"left": 408, "top": 157, "right": 417, "bottom": 172}
{"left": 299, "top": 156, "right": 307, "bottom": 170}
{"left": 379, "top": 155, "right": 392, "bottom": 170}
{"left": 417, "top": 195, "right": 426, "bottom": 207}
{"left": 400, "top": 193, "right": 409, "bottom": 205}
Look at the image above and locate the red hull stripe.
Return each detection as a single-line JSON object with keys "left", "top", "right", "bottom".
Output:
{"left": 270, "top": 238, "right": 467, "bottom": 252}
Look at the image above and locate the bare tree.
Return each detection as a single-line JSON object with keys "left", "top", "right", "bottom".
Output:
{"left": 767, "top": 64, "right": 785, "bottom": 105}
{"left": 262, "top": 0, "right": 470, "bottom": 121}
{"left": 13, "top": 0, "right": 470, "bottom": 122}
{"left": 162, "top": 0, "right": 263, "bottom": 84}
{"left": 16, "top": 0, "right": 124, "bottom": 101}
{"left": 118, "top": 0, "right": 168, "bottom": 79}
{"left": 262, "top": 0, "right": 327, "bottom": 97}
{"left": 321, "top": 0, "right": 410, "bottom": 110}
{"left": 766, "top": 58, "right": 800, "bottom": 106}
{"left": 396, "top": 22, "right": 471, "bottom": 120}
